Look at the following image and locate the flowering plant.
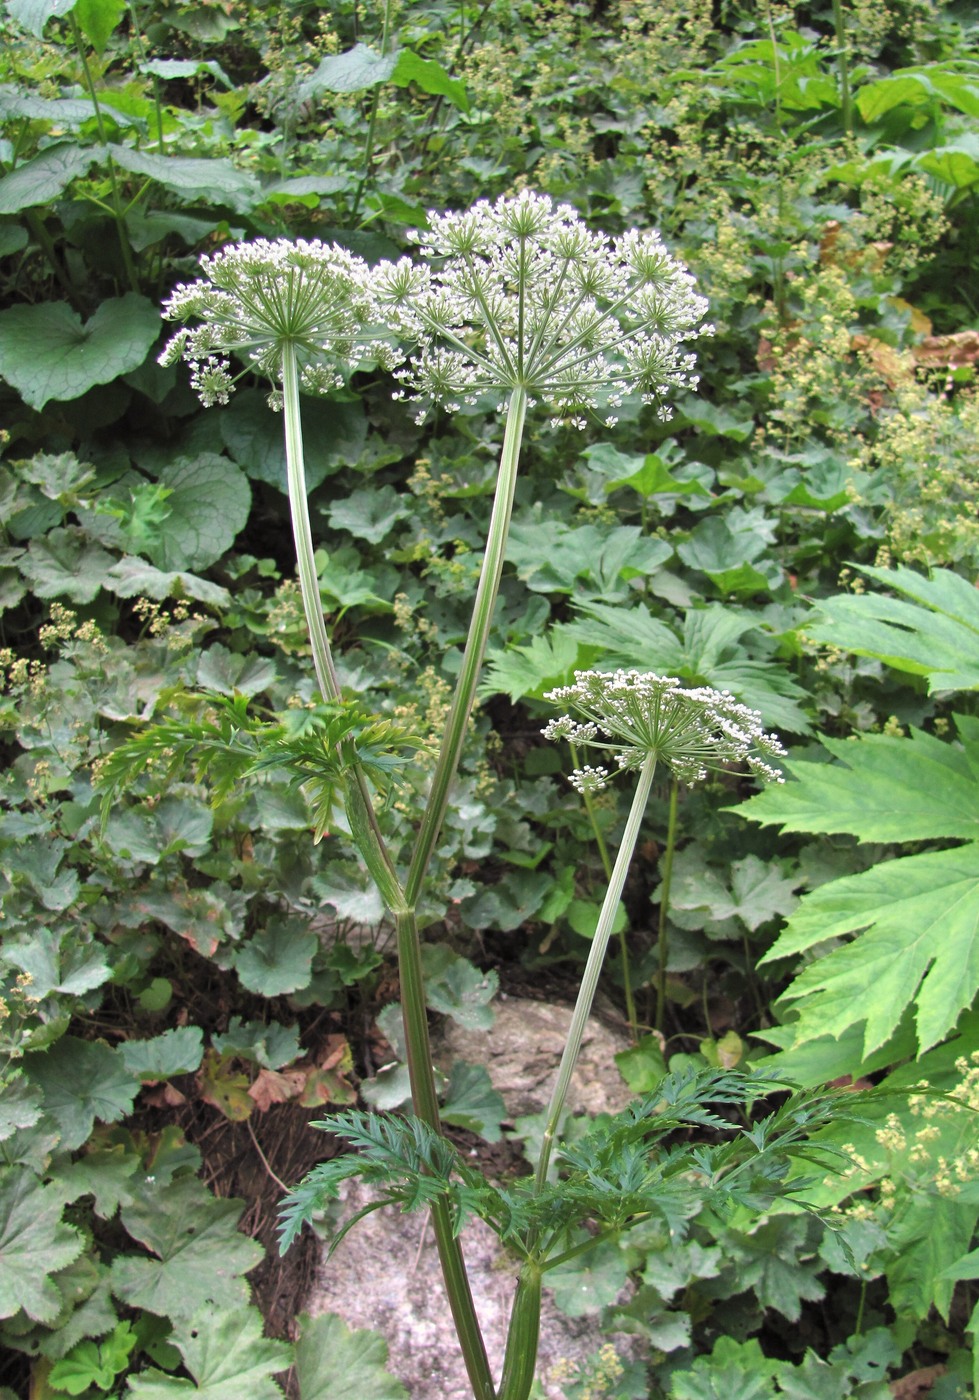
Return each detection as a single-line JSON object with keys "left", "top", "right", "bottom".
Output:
{"left": 373, "top": 188, "right": 708, "bottom": 425}
{"left": 155, "top": 197, "right": 828, "bottom": 1400}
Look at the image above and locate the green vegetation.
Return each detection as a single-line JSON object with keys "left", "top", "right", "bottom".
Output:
{"left": 1, "top": 0, "right": 978, "bottom": 1396}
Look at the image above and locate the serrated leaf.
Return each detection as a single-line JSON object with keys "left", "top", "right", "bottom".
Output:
{"left": 0, "top": 295, "right": 160, "bottom": 409}
{"left": 720, "top": 1218, "right": 824, "bottom": 1321}
{"left": 51, "top": 1143, "right": 141, "bottom": 1217}
{"left": 669, "top": 1337, "right": 780, "bottom": 1399}
{"left": 292, "top": 1311, "right": 407, "bottom": 1400}
{"left": 196, "top": 644, "right": 277, "bottom": 698}
{"left": 104, "top": 556, "right": 231, "bottom": 608}
{"left": 0, "top": 1077, "right": 43, "bottom": 1141}
{"left": 20, "top": 527, "right": 116, "bottom": 602}
{"left": 119, "top": 1027, "right": 205, "bottom": 1082}
{"left": 0, "top": 142, "right": 99, "bottom": 215}
{"left": 736, "top": 722, "right": 979, "bottom": 843}
{"left": 421, "top": 947, "right": 497, "bottom": 1030}
{"left": 546, "top": 1235, "right": 631, "bottom": 1317}
{"left": 480, "top": 626, "right": 584, "bottom": 703}
{"left": 73, "top": 0, "right": 125, "bottom": 50}
{"left": 807, "top": 565, "right": 979, "bottom": 692}
{"left": 2, "top": 927, "right": 110, "bottom": 999}
{"left": 126, "top": 1305, "right": 291, "bottom": 1398}
{"left": 139, "top": 58, "right": 232, "bottom": 86}
{"left": 233, "top": 916, "right": 316, "bottom": 996}
{"left": 112, "top": 1177, "right": 263, "bottom": 1323}
{"left": 296, "top": 43, "right": 397, "bottom": 103}
{"left": 25, "top": 1038, "right": 138, "bottom": 1150}
{"left": 108, "top": 146, "right": 261, "bottom": 214}
{"left": 568, "top": 601, "right": 812, "bottom": 734}
{"left": 0, "top": 1168, "right": 85, "bottom": 1323}
{"left": 211, "top": 1017, "right": 301, "bottom": 1070}
{"left": 762, "top": 843, "right": 979, "bottom": 1055}
{"left": 220, "top": 390, "right": 364, "bottom": 491}
{"left": 326, "top": 484, "right": 409, "bottom": 544}
{"left": 145, "top": 454, "right": 250, "bottom": 573}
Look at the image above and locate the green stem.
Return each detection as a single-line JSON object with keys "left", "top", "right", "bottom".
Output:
{"left": 282, "top": 345, "right": 403, "bottom": 905}
{"left": 573, "top": 741, "right": 637, "bottom": 1043}
{"left": 283, "top": 349, "right": 494, "bottom": 1398}
{"left": 349, "top": 0, "right": 393, "bottom": 222}
{"left": 23, "top": 210, "right": 82, "bottom": 308}
{"left": 404, "top": 386, "right": 528, "bottom": 909}
{"left": 394, "top": 911, "right": 496, "bottom": 1400}
{"left": 655, "top": 779, "right": 679, "bottom": 1034}
{"left": 281, "top": 345, "right": 343, "bottom": 705}
{"left": 533, "top": 753, "right": 657, "bottom": 1194}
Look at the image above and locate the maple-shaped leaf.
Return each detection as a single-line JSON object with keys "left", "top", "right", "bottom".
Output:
{"left": 125, "top": 1304, "right": 291, "bottom": 1398}
{"left": 0, "top": 1167, "right": 85, "bottom": 1323}
{"left": 735, "top": 719, "right": 979, "bottom": 844}
{"left": 111, "top": 1175, "right": 263, "bottom": 1322}
{"left": 292, "top": 1312, "right": 407, "bottom": 1400}
{"left": 807, "top": 564, "right": 979, "bottom": 693}
{"left": 738, "top": 716, "right": 979, "bottom": 1059}
{"left": 762, "top": 844, "right": 979, "bottom": 1055}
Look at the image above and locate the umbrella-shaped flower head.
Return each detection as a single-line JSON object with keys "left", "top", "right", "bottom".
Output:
{"left": 159, "top": 238, "right": 396, "bottom": 406}
{"left": 543, "top": 670, "right": 786, "bottom": 790}
{"left": 372, "top": 189, "right": 710, "bottom": 425}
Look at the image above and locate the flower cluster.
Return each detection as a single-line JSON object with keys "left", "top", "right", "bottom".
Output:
{"left": 159, "top": 238, "right": 397, "bottom": 406}
{"left": 542, "top": 670, "right": 786, "bottom": 791}
{"left": 372, "top": 189, "right": 710, "bottom": 425}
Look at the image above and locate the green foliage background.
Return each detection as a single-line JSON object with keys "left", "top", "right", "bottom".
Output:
{"left": 1, "top": 0, "right": 978, "bottom": 1394}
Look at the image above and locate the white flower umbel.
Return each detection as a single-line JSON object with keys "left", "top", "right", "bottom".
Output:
{"left": 372, "top": 189, "right": 709, "bottom": 425}
{"left": 532, "top": 670, "right": 785, "bottom": 1192}
{"left": 160, "top": 238, "right": 396, "bottom": 708}
{"left": 159, "top": 238, "right": 396, "bottom": 405}
{"left": 543, "top": 669, "right": 787, "bottom": 788}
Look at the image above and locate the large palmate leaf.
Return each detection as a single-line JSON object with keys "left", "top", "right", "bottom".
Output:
{"left": 292, "top": 1312, "right": 407, "bottom": 1400}
{"left": 0, "top": 1168, "right": 85, "bottom": 1323}
{"left": 760, "top": 844, "right": 979, "bottom": 1055}
{"left": 111, "top": 1175, "right": 263, "bottom": 1322}
{"left": 26, "top": 1037, "right": 138, "bottom": 1150}
{"left": 0, "top": 142, "right": 98, "bottom": 214}
{"left": 108, "top": 145, "right": 261, "bottom": 214}
{"left": 0, "top": 295, "right": 160, "bottom": 409}
{"left": 806, "top": 564, "right": 979, "bottom": 692}
{"left": 126, "top": 1305, "right": 291, "bottom": 1398}
{"left": 737, "top": 716, "right": 979, "bottom": 1058}
{"left": 739, "top": 716, "right": 979, "bottom": 842}
{"left": 145, "top": 455, "right": 251, "bottom": 573}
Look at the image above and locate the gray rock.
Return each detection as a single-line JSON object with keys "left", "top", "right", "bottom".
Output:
{"left": 437, "top": 995, "right": 635, "bottom": 1120}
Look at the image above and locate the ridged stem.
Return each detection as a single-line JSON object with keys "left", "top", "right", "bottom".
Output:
{"left": 655, "top": 779, "right": 679, "bottom": 1033}
{"left": 533, "top": 753, "right": 658, "bottom": 1194}
{"left": 404, "top": 387, "right": 528, "bottom": 909}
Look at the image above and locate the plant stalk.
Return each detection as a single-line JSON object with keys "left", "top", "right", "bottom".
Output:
{"left": 574, "top": 741, "right": 637, "bottom": 1043}
{"left": 405, "top": 386, "right": 528, "bottom": 909}
{"left": 283, "top": 348, "right": 494, "bottom": 1398}
{"left": 831, "top": 0, "right": 854, "bottom": 140}
{"left": 533, "top": 752, "right": 657, "bottom": 1193}
{"left": 394, "top": 913, "right": 496, "bottom": 1400}
{"left": 655, "top": 778, "right": 679, "bottom": 1032}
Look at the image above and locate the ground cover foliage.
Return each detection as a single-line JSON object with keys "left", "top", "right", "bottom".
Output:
{"left": 0, "top": 0, "right": 978, "bottom": 1394}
